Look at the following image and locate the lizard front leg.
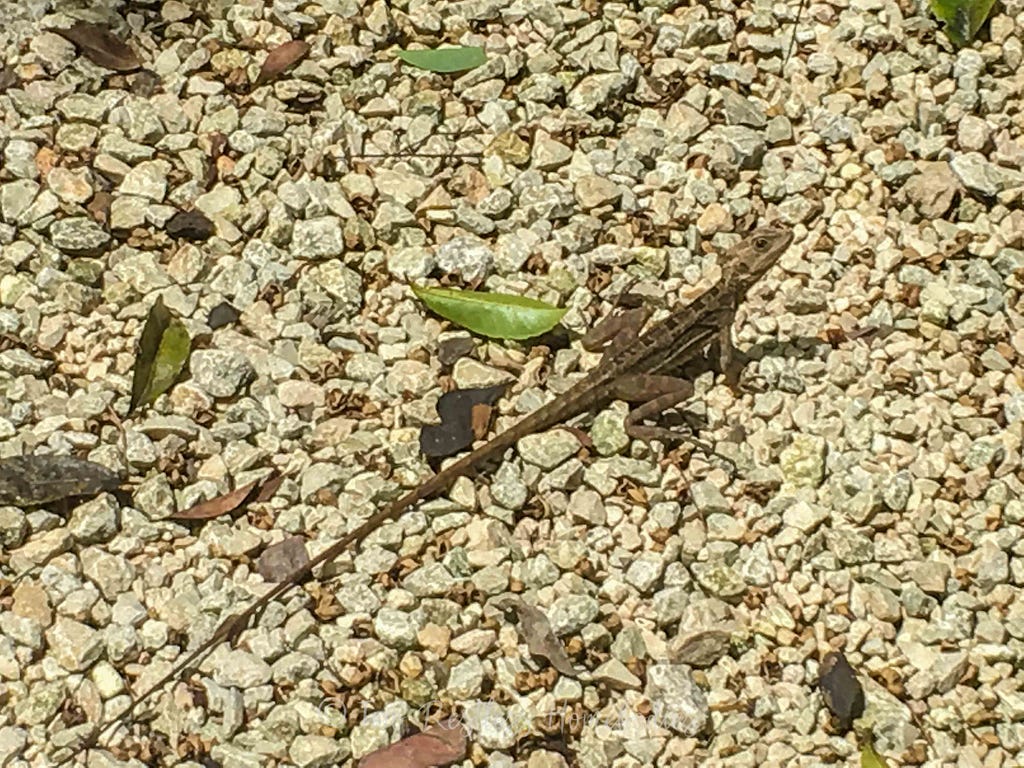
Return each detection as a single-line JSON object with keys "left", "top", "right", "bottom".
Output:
{"left": 705, "top": 312, "right": 755, "bottom": 389}
{"left": 581, "top": 306, "right": 650, "bottom": 358}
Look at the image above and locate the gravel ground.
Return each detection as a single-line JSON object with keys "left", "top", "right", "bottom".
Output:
{"left": 1, "top": 0, "right": 1023, "bottom": 767}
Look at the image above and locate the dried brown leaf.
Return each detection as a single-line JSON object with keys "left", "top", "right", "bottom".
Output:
{"left": 469, "top": 402, "right": 493, "bottom": 441}
{"left": 311, "top": 585, "right": 344, "bottom": 621}
{"left": 172, "top": 479, "right": 259, "bottom": 520}
{"left": 256, "top": 536, "right": 309, "bottom": 582}
{"left": 171, "top": 471, "right": 280, "bottom": 521}
{"left": 358, "top": 722, "right": 467, "bottom": 768}
{"left": 55, "top": 21, "right": 141, "bottom": 72}
{"left": 253, "top": 472, "right": 285, "bottom": 503}
{"left": 494, "top": 595, "right": 580, "bottom": 677}
{"left": 255, "top": 40, "right": 310, "bottom": 87}
{"left": 87, "top": 191, "right": 113, "bottom": 226}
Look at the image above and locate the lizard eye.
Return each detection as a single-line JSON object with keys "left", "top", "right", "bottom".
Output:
{"left": 754, "top": 236, "right": 770, "bottom": 250}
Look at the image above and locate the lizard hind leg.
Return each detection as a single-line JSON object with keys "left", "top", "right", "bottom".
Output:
{"left": 610, "top": 374, "right": 707, "bottom": 445}
{"left": 610, "top": 374, "right": 734, "bottom": 468}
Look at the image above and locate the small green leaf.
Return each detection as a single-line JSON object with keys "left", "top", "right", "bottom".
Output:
{"left": 929, "top": 0, "right": 996, "bottom": 45}
{"left": 130, "top": 297, "right": 192, "bottom": 412}
{"left": 861, "top": 742, "right": 891, "bottom": 768}
{"left": 411, "top": 284, "right": 567, "bottom": 340}
{"left": 395, "top": 46, "right": 486, "bottom": 73}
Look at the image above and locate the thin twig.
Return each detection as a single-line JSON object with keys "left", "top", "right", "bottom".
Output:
{"left": 784, "top": 0, "right": 807, "bottom": 68}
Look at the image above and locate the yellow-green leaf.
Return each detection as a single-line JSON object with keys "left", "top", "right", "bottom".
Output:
{"left": 861, "top": 742, "right": 891, "bottom": 768}
{"left": 929, "top": 0, "right": 996, "bottom": 45}
{"left": 396, "top": 46, "right": 486, "bottom": 73}
{"left": 130, "top": 297, "right": 191, "bottom": 412}
{"left": 411, "top": 284, "right": 566, "bottom": 340}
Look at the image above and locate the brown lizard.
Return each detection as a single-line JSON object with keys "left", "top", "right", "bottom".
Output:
{"left": 68, "top": 224, "right": 793, "bottom": 759}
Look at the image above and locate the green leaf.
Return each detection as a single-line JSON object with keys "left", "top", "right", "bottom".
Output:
{"left": 929, "top": 0, "right": 996, "bottom": 45}
{"left": 130, "top": 296, "right": 192, "bottom": 412}
{"left": 411, "top": 284, "right": 567, "bottom": 340}
{"left": 861, "top": 742, "right": 891, "bottom": 768}
{"left": 395, "top": 46, "right": 486, "bottom": 73}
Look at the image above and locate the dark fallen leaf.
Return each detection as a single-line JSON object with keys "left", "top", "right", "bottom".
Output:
{"left": 170, "top": 471, "right": 280, "bottom": 521}
{"left": 494, "top": 595, "right": 580, "bottom": 677}
{"left": 358, "top": 722, "right": 467, "bottom": 768}
{"left": 129, "top": 69, "right": 161, "bottom": 98}
{"left": 55, "top": 21, "right": 141, "bottom": 72}
{"left": 256, "top": 536, "right": 309, "bottom": 582}
{"left": 419, "top": 384, "right": 506, "bottom": 459}
{"left": 437, "top": 337, "right": 476, "bottom": 367}
{"left": 818, "top": 651, "right": 865, "bottom": 733}
{"left": 165, "top": 209, "right": 215, "bottom": 241}
{"left": 207, "top": 302, "right": 240, "bottom": 329}
{"left": 0, "top": 65, "right": 19, "bottom": 93}
{"left": 0, "top": 455, "right": 121, "bottom": 506}
{"left": 254, "top": 40, "right": 310, "bottom": 87}
{"left": 130, "top": 297, "right": 191, "bottom": 413}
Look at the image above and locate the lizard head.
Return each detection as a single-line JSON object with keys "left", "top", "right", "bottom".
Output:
{"left": 728, "top": 225, "right": 794, "bottom": 290}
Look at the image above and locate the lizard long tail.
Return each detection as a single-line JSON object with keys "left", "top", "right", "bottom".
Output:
{"left": 81, "top": 373, "right": 602, "bottom": 754}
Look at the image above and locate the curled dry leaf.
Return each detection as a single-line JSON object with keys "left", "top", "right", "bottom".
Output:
{"left": 256, "top": 536, "right": 309, "bottom": 582}
{"left": 358, "top": 722, "right": 467, "bottom": 768}
{"left": 254, "top": 40, "right": 310, "bottom": 87}
{"left": 170, "top": 471, "right": 281, "bottom": 521}
{"left": 309, "top": 584, "right": 344, "bottom": 621}
{"left": 493, "top": 595, "right": 580, "bottom": 677}
{"left": 0, "top": 455, "right": 122, "bottom": 507}
{"left": 55, "top": 21, "right": 141, "bottom": 72}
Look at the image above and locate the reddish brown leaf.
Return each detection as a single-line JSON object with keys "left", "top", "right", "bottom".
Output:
{"left": 55, "top": 22, "right": 141, "bottom": 72}
{"left": 470, "top": 402, "right": 493, "bottom": 441}
{"left": 358, "top": 722, "right": 467, "bottom": 768}
{"left": 254, "top": 40, "right": 310, "bottom": 87}
{"left": 256, "top": 536, "right": 309, "bottom": 582}
{"left": 87, "top": 191, "right": 113, "bottom": 226}
{"left": 172, "top": 479, "right": 259, "bottom": 520}
{"left": 254, "top": 472, "right": 285, "bottom": 502}
{"left": 171, "top": 471, "right": 280, "bottom": 521}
